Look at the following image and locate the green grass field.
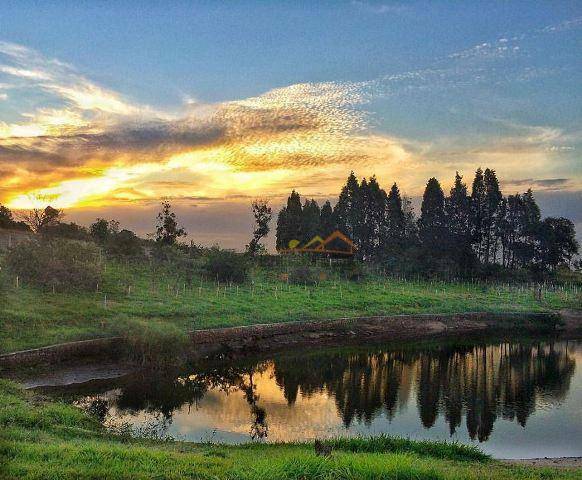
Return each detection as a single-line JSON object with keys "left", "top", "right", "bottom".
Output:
{"left": 1, "top": 260, "right": 580, "bottom": 353}
{"left": 2, "top": 379, "right": 580, "bottom": 480}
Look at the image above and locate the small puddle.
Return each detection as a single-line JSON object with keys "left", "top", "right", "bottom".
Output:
{"left": 19, "top": 362, "right": 135, "bottom": 389}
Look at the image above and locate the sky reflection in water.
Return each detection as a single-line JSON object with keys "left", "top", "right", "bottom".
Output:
{"left": 42, "top": 338, "right": 582, "bottom": 459}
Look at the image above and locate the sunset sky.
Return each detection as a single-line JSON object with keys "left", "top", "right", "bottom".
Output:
{"left": 1, "top": 1, "right": 580, "bottom": 248}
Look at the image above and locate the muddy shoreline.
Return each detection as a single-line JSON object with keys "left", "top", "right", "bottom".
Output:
{"left": 503, "top": 458, "right": 582, "bottom": 468}
{"left": 2, "top": 311, "right": 579, "bottom": 369}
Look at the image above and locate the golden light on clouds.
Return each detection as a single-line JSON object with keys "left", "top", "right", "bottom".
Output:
{"left": 1, "top": 41, "right": 579, "bottom": 213}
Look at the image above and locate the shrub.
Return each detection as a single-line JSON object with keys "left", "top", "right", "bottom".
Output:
{"left": 121, "top": 319, "right": 190, "bottom": 365}
{"left": 344, "top": 261, "right": 366, "bottom": 281}
{"left": 149, "top": 242, "right": 204, "bottom": 285}
{"left": 6, "top": 238, "right": 103, "bottom": 291}
{"left": 328, "top": 434, "right": 489, "bottom": 462}
{"left": 288, "top": 265, "right": 321, "bottom": 285}
{"left": 202, "top": 247, "right": 249, "bottom": 283}
{"left": 41, "top": 222, "right": 90, "bottom": 241}
{"left": 107, "top": 229, "right": 144, "bottom": 258}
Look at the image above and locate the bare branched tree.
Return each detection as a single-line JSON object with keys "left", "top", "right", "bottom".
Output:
{"left": 17, "top": 196, "right": 64, "bottom": 233}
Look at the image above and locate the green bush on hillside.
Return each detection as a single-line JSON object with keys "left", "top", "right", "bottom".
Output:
{"left": 342, "top": 261, "right": 366, "bottom": 281}
{"left": 107, "top": 229, "right": 145, "bottom": 258}
{"left": 202, "top": 248, "right": 249, "bottom": 283}
{"left": 5, "top": 238, "right": 103, "bottom": 291}
{"left": 288, "top": 265, "right": 321, "bottom": 285}
{"left": 122, "top": 319, "right": 190, "bottom": 365}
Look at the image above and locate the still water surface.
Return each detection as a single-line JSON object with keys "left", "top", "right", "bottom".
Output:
{"left": 36, "top": 337, "right": 582, "bottom": 459}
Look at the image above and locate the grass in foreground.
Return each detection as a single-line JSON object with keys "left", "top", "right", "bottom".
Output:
{"left": 1, "top": 379, "right": 580, "bottom": 480}
{"left": 1, "top": 260, "right": 580, "bottom": 353}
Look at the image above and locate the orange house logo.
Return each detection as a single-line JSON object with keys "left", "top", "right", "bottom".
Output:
{"left": 279, "top": 230, "right": 356, "bottom": 256}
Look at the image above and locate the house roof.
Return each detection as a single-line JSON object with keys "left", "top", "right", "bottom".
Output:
{"left": 303, "top": 235, "right": 325, "bottom": 249}
{"left": 279, "top": 230, "right": 355, "bottom": 255}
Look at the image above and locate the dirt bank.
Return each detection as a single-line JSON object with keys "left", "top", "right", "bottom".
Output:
{"left": 2, "top": 311, "right": 576, "bottom": 369}
{"left": 186, "top": 312, "right": 567, "bottom": 359}
{"left": 503, "top": 457, "right": 582, "bottom": 468}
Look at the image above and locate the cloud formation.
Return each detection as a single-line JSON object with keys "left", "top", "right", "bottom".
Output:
{"left": 0, "top": 17, "right": 580, "bottom": 212}
{"left": 0, "top": 41, "right": 396, "bottom": 207}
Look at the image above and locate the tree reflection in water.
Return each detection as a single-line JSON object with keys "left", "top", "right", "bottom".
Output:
{"left": 74, "top": 339, "right": 577, "bottom": 443}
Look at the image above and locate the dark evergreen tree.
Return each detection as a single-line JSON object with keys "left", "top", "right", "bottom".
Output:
{"left": 498, "top": 192, "right": 541, "bottom": 269}
{"left": 301, "top": 199, "right": 321, "bottom": 244}
{"left": 275, "top": 207, "right": 288, "bottom": 251}
{"left": 445, "top": 172, "right": 473, "bottom": 270}
{"left": 499, "top": 194, "right": 523, "bottom": 268}
{"left": 320, "top": 201, "right": 335, "bottom": 238}
{"left": 402, "top": 195, "right": 418, "bottom": 246}
{"left": 385, "top": 182, "right": 405, "bottom": 253}
{"left": 470, "top": 168, "right": 486, "bottom": 262}
{"left": 334, "top": 172, "right": 361, "bottom": 241}
{"left": 536, "top": 217, "right": 579, "bottom": 270}
{"left": 288, "top": 191, "right": 304, "bottom": 245}
{"left": 274, "top": 170, "right": 577, "bottom": 276}
{"left": 418, "top": 177, "right": 446, "bottom": 252}
{"left": 363, "top": 176, "right": 388, "bottom": 259}
{"left": 483, "top": 168, "right": 503, "bottom": 263}
{"left": 357, "top": 178, "right": 372, "bottom": 258}
{"left": 286, "top": 191, "right": 303, "bottom": 242}
{"left": 520, "top": 189, "right": 541, "bottom": 266}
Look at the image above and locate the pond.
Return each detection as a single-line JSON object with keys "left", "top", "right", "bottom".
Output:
{"left": 30, "top": 336, "right": 582, "bottom": 459}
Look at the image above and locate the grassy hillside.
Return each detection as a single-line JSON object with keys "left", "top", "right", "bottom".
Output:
{"left": 1, "top": 260, "right": 580, "bottom": 353}
{"left": 2, "top": 380, "right": 580, "bottom": 480}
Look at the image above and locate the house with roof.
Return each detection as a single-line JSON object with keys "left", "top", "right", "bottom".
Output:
{"left": 280, "top": 230, "right": 356, "bottom": 257}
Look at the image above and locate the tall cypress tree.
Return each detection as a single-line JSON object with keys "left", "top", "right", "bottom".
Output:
{"left": 365, "top": 176, "right": 388, "bottom": 259}
{"left": 470, "top": 168, "right": 486, "bottom": 262}
{"left": 334, "top": 171, "right": 361, "bottom": 241}
{"left": 402, "top": 195, "right": 418, "bottom": 246}
{"left": 520, "top": 189, "right": 541, "bottom": 266}
{"left": 419, "top": 177, "right": 446, "bottom": 251}
{"left": 276, "top": 190, "right": 303, "bottom": 249}
{"left": 483, "top": 168, "right": 503, "bottom": 263}
{"left": 501, "top": 193, "right": 523, "bottom": 268}
{"left": 386, "top": 182, "right": 405, "bottom": 253}
{"left": 320, "top": 200, "right": 335, "bottom": 238}
{"left": 445, "top": 172, "right": 472, "bottom": 267}
{"left": 358, "top": 178, "right": 372, "bottom": 258}
{"left": 301, "top": 199, "right": 321, "bottom": 243}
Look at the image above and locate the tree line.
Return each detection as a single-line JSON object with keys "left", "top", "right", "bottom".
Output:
{"left": 276, "top": 169, "right": 579, "bottom": 275}
{"left": 2, "top": 169, "right": 578, "bottom": 277}
{"left": 0, "top": 197, "right": 272, "bottom": 264}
